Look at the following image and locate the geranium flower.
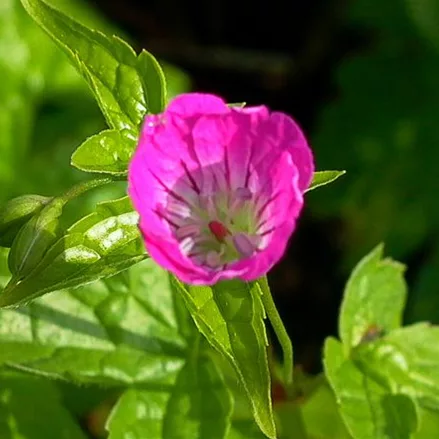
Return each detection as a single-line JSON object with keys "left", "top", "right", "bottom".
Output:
{"left": 128, "top": 93, "right": 314, "bottom": 285}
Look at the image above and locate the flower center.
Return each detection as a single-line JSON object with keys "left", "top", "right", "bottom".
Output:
{"left": 160, "top": 184, "right": 272, "bottom": 270}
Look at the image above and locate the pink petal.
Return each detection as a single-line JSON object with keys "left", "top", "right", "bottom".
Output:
{"left": 166, "top": 93, "right": 229, "bottom": 118}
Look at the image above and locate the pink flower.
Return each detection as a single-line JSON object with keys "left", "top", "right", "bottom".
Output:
{"left": 128, "top": 93, "right": 314, "bottom": 285}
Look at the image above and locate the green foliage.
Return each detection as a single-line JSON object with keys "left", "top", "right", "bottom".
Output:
{"left": 325, "top": 245, "right": 439, "bottom": 439}
{"left": 20, "top": 0, "right": 166, "bottom": 132}
{"left": 339, "top": 244, "right": 407, "bottom": 351}
{"left": 0, "top": 195, "right": 51, "bottom": 247}
{"left": 306, "top": 170, "right": 346, "bottom": 193}
{"left": 1, "top": 195, "right": 146, "bottom": 307}
{"left": 172, "top": 279, "right": 276, "bottom": 439}
{"left": 71, "top": 129, "right": 136, "bottom": 176}
{"left": 324, "top": 337, "right": 418, "bottom": 439}
{"left": 0, "top": 372, "right": 87, "bottom": 439}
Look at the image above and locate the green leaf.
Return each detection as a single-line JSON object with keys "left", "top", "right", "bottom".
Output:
{"left": 0, "top": 195, "right": 51, "bottom": 247}
{"left": 227, "top": 421, "right": 266, "bottom": 439}
{"left": 0, "top": 371, "right": 87, "bottom": 439}
{"left": 162, "top": 344, "right": 233, "bottom": 438}
{"left": 71, "top": 129, "right": 136, "bottom": 175}
{"left": 20, "top": 0, "right": 165, "bottom": 131}
{"left": 172, "top": 278, "right": 276, "bottom": 439}
{"left": 109, "top": 338, "right": 233, "bottom": 439}
{"left": 0, "top": 196, "right": 146, "bottom": 307}
{"left": 339, "top": 244, "right": 407, "bottom": 351}
{"left": 136, "top": 50, "right": 167, "bottom": 114}
{"left": 407, "top": 0, "right": 439, "bottom": 51}
{"left": 305, "top": 170, "right": 346, "bottom": 193}
{"left": 0, "top": 259, "right": 185, "bottom": 384}
{"left": 300, "top": 379, "right": 352, "bottom": 439}
{"left": 7, "top": 197, "right": 65, "bottom": 280}
{"left": 324, "top": 337, "right": 418, "bottom": 439}
{"left": 275, "top": 403, "right": 308, "bottom": 439}
{"left": 354, "top": 323, "right": 439, "bottom": 411}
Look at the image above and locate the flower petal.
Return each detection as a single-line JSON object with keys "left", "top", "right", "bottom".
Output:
{"left": 166, "top": 93, "right": 229, "bottom": 118}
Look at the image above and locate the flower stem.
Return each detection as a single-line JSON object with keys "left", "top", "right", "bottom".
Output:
{"left": 259, "top": 276, "right": 293, "bottom": 386}
{"left": 60, "top": 176, "right": 116, "bottom": 202}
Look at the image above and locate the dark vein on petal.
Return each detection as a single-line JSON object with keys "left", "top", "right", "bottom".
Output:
{"left": 151, "top": 171, "right": 191, "bottom": 205}
{"left": 154, "top": 208, "right": 179, "bottom": 229}
{"left": 180, "top": 160, "right": 201, "bottom": 194}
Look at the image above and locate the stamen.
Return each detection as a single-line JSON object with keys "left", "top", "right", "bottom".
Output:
{"left": 233, "top": 233, "right": 259, "bottom": 257}
{"left": 175, "top": 224, "right": 202, "bottom": 239}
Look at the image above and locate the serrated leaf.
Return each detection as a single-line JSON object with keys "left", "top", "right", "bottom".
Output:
{"left": 172, "top": 278, "right": 276, "bottom": 439}
{"left": 339, "top": 244, "right": 407, "bottom": 351}
{"left": 324, "top": 337, "right": 418, "bottom": 439}
{"left": 20, "top": 0, "right": 164, "bottom": 131}
{"left": 0, "top": 372, "right": 87, "bottom": 439}
{"left": 305, "top": 170, "right": 346, "bottom": 193}
{"left": 0, "top": 259, "right": 185, "bottom": 384}
{"left": 0, "top": 196, "right": 146, "bottom": 307}
{"left": 354, "top": 323, "right": 439, "bottom": 411}
{"left": 71, "top": 129, "right": 136, "bottom": 175}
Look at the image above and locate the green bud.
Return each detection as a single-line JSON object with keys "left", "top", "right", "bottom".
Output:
{"left": 7, "top": 198, "right": 65, "bottom": 280}
{"left": 0, "top": 195, "right": 51, "bottom": 247}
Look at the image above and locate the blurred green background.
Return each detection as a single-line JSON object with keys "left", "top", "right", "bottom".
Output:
{"left": 1, "top": 0, "right": 439, "bottom": 380}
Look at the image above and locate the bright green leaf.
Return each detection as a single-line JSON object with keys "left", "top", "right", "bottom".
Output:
{"left": 305, "top": 170, "right": 346, "bottom": 193}
{"left": 20, "top": 0, "right": 164, "bottom": 131}
{"left": 0, "top": 196, "right": 146, "bottom": 307}
{"left": 354, "top": 323, "right": 439, "bottom": 411}
{"left": 339, "top": 244, "right": 407, "bottom": 351}
{"left": 0, "top": 371, "right": 87, "bottom": 439}
{"left": 0, "top": 259, "right": 185, "bottom": 384}
{"left": 172, "top": 278, "right": 276, "bottom": 439}
{"left": 324, "top": 337, "right": 418, "bottom": 439}
{"left": 71, "top": 129, "right": 136, "bottom": 175}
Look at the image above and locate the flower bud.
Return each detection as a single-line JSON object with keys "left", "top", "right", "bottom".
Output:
{"left": 0, "top": 195, "right": 51, "bottom": 247}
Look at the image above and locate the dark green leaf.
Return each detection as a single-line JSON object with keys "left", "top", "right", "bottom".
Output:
{"left": 324, "top": 337, "right": 418, "bottom": 439}
{"left": 275, "top": 403, "right": 308, "bottom": 439}
{"left": 0, "top": 371, "right": 87, "bottom": 439}
{"left": 354, "top": 323, "right": 439, "bottom": 411}
{"left": 20, "top": 0, "right": 164, "bottom": 131}
{"left": 172, "top": 278, "right": 276, "bottom": 439}
{"left": 0, "top": 195, "right": 51, "bottom": 247}
{"left": 339, "top": 244, "right": 407, "bottom": 351}
{"left": 0, "top": 196, "right": 146, "bottom": 307}
{"left": 305, "top": 170, "right": 346, "bottom": 193}
{"left": 71, "top": 129, "right": 136, "bottom": 175}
